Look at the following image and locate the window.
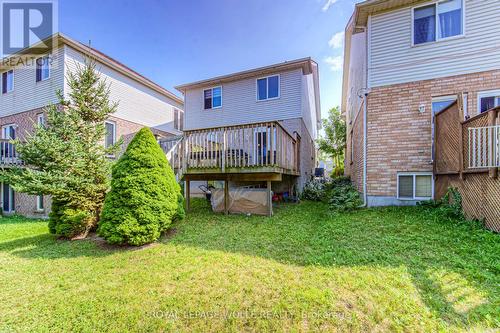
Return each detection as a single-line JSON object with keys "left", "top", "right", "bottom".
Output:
{"left": 413, "top": 0, "right": 463, "bottom": 45}
{"left": 2, "top": 70, "right": 13, "bottom": 94}
{"left": 397, "top": 173, "right": 433, "bottom": 200}
{"left": 477, "top": 90, "right": 500, "bottom": 114}
{"left": 203, "top": 86, "right": 222, "bottom": 109}
{"left": 37, "top": 195, "right": 44, "bottom": 211}
{"left": 2, "top": 183, "right": 15, "bottom": 213}
{"left": 36, "top": 55, "right": 50, "bottom": 82}
{"left": 174, "top": 109, "right": 179, "bottom": 130}
{"left": 257, "top": 75, "right": 280, "bottom": 101}
{"left": 104, "top": 121, "right": 116, "bottom": 149}
{"left": 37, "top": 113, "right": 45, "bottom": 127}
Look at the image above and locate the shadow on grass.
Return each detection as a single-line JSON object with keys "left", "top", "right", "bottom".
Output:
{"left": 167, "top": 199, "right": 500, "bottom": 329}
{"left": 0, "top": 232, "right": 115, "bottom": 259}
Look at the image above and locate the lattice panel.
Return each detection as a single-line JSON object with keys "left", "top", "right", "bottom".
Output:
{"left": 434, "top": 104, "right": 461, "bottom": 173}
{"left": 437, "top": 174, "right": 500, "bottom": 233}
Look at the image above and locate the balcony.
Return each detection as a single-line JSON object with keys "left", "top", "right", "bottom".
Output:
{"left": 160, "top": 121, "right": 300, "bottom": 181}
{"left": 0, "top": 139, "right": 23, "bottom": 167}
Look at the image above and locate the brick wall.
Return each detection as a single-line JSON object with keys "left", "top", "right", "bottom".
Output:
{"left": 365, "top": 69, "right": 500, "bottom": 199}
{"left": 0, "top": 108, "right": 173, "bottom": 217}
{"left": 345, "top": 100, "right": 365, "bottom": 194}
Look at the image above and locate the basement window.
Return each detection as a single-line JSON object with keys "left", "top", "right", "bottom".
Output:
{"left": 397, "top": 173, "right": 433, "bottom": 200}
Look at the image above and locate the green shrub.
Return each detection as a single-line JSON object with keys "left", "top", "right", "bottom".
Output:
{"left": 418, "top": 187, "right": 466, "bottom": 221}
{"left": 49, "top": 199, "right": 93, "bottom": 238}
{"left": 98, "top": 127, "right": 182, "bottom": 246}
{"left": 301, "top": 179, "right": 325, "bottom": 201}
{"left": 328, "top": 183, "right": 362, "bottom": 212}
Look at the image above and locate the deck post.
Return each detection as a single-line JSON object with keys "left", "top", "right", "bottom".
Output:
{"left": 267, "top": 180, "right": 273, "bottom": 217}
{"left": 224, "top": 178, "right": 229, "bottom": 215}
{"left": 185, "top": 179, "right": 190, "bottom": 212}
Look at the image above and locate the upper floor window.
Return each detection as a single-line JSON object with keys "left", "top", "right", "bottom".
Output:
{"left": 37, "top": 113, "right": 45, "bottom": 127}
{"left": 36, "top": 56, "right": 50, "bottom": 82}
{"left": 174, "top": 109, "right": 184, "bottom": 131}
{"left": 478, "top": 90, "right": 500, "bottom": 114}
{"left": 204, "top": 86, "right": 222, "bottom": 109}
{"left": 413, "top": 0, "right": 463, "bottom": 45}
{"left": 257, "top": 75, "right": 279, "bottom": 101}
{"left": 104, "top": 121, "right": 116, "bottom": 149}
{"left": 2, "top": 70, "right": 13, "bottom": 94}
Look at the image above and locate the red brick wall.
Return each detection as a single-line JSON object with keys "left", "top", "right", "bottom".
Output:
{"left": 345, "top": 100, "right": 365, "bottom": 193}
{"left": 365, "top": 69, "right": 500, "bottom": 198}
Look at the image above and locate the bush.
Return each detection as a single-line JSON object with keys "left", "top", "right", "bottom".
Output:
{"left": 328, "top": 182, "right": 363, "bottom": 212}
{"left": 301, "top": 179, "right": 325, "bottom": 201}
{"left": 418, "top": 187, "right": 465, "bottom": 221}
{"left": 49, "top": 199, "right": 93, "bottom": 238}
{"left": 98, "top": 128, "right": 183, "bottom": 246}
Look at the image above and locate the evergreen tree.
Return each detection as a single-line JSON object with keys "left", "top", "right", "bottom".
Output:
{"left": 98, "top": 127, "right": 183, "bottom": 246}
{"left": 1, "top": 60, "right": 120, "bottom": 238}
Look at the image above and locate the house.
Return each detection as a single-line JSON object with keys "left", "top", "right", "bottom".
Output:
{"left": 0, "top": 33, "right": 184, "bottom": 217}
{"left": 343, "top": 0, "right": 500, "bottom": 231}
{"left": 172, "top": 58, "right": 321, "bottom": 215}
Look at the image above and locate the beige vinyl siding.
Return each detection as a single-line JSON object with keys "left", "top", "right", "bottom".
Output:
{"left": 183, "top": 69, "right": 303, "bottom": 131}
{"left": 301, "top": 73, "right": 318, "bottom": 140}
{"left": 0, "top": 47, "right": 64, "bottom": 116}
{"left": 369, "top": 0, "right": 500, "bottom": 87}
{"left": 64, "top": 45, "right": 182, "bottom": 134}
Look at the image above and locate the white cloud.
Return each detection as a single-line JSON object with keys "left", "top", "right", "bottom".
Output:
{"left": 322, "top": 0, "right": 339, "bottom": 12}
{"left": 324, "top": 56, "right": 343, "bottom": 71}
{"left": 328, "top": 31, "right": 344, "bottom": 49}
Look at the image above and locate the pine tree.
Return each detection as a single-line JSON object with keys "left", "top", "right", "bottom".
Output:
{"left": 1, "top": 60, "right": 120, "bottom": 239}
{"left": 98, "top": 127, "right": 183, "bottom": 246}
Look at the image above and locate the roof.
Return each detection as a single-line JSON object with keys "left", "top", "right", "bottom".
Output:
{"left": 175, "top": 57, "right": 317, "bottom": 92}
{"left": 0, "top": 33, "right": 183, "bottom": 105}
{"left": 175, "top": 58, "right": 321, "bottom": 126}
{"left": 349, "top": 0, "right": 424, "bottom": 29}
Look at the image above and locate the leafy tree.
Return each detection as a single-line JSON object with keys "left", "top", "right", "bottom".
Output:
{"left": 317, "top": 106, "right": 346, "bottom": 177}
{"left": 98, "top": 127, "right": 183, "bottom": 246}
{"left": 1, "top": 61, "right": 120, "bottom": 239}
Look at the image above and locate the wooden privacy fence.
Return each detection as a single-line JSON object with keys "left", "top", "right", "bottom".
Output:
{"left": 434, "top": 104, "right": 500, "bottom": 232}
{"left": 161, "top": 121, "right": 300, "bottom": 176}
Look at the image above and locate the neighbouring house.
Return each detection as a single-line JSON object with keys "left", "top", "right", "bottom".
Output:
{"left": 0, "top": 33, "right": 184, "bottom": 217}
{"left": 343, "top": 0, "right": 500, "bottom": 231}
{"left": 170, "top": 58, "right": 321, "bottom": 216}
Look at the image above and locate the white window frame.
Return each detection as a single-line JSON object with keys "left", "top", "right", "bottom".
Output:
{"left": 397, "top": 172, "right": 434, "bottom": 200}
{"left": 477, "top": 89, "right": 500, "bottom": 114}
{"left": 36, "top": 194, "right": 44, "bottom": 212}
{"left": 1, "top": 123, "right": 16, "bottom": 139}
{"left": 256, "top": 74, "right": 280, "bottom": 101}
{"left": 203, "top": 86, "right": 222, "bottom": 110}
{"left": 104, "top": 120, "right": 116, "bottom": 149}
{"left": 2, "top": 69, "right": 14, "bottom": 94}
{"left": 36, "top": 55, "right": 51, "bottom": 82}
{"left": 37, "top": 113, "right": 45, "bottom": 126}
{"left": 411, "top": 0, "right": 465, "bottom": 47}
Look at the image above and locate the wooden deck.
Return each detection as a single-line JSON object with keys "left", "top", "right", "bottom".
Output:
{"left": 160, "top": 121, "right": 301, "bottom": 216}
{"left": 161, "top": 121, "right": 300, "bottom": 180}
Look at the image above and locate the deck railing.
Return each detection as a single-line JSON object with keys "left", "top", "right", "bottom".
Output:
{"left": 162, "top": 121, "right": 299, "bottom": 175}
{"left": 468, "top": 125, "right": 500, "bottom": 168}
{"left": 0, "top": 139, "right": 23, "bottom": 166}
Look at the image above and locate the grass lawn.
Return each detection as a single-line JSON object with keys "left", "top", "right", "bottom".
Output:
{"left": 0, "top": 200, "right": 499, "bottom": 332}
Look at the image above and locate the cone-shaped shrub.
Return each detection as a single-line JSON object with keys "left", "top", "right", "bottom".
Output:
{"left": 98, "top": 127, "right": 182, "bottom": 245}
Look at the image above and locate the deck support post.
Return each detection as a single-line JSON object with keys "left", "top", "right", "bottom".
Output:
{"left": 185, "top": 179, "right": 190, "bottom": 212}
{"left": 224, "top": 178, "right": 229, "bottom": 215}
{"left": 267, "top": 180, "right": 273, "bottom": 217}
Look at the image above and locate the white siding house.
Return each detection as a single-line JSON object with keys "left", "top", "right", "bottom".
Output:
{"left": 368, "top": 0, "right": 500, "bottom": 88}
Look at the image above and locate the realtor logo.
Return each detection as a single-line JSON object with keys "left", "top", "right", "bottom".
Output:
{"left": 1, "top": 0, "right": 58, "bottom": 57}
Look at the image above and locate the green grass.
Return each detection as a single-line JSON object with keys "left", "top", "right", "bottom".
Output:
{"left": 0, "top": 200, "right": 498, "bottom": 332}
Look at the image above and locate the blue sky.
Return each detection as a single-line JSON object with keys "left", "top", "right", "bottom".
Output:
{"left": 59, "top": 0, "right": 356, "bottom": 119}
